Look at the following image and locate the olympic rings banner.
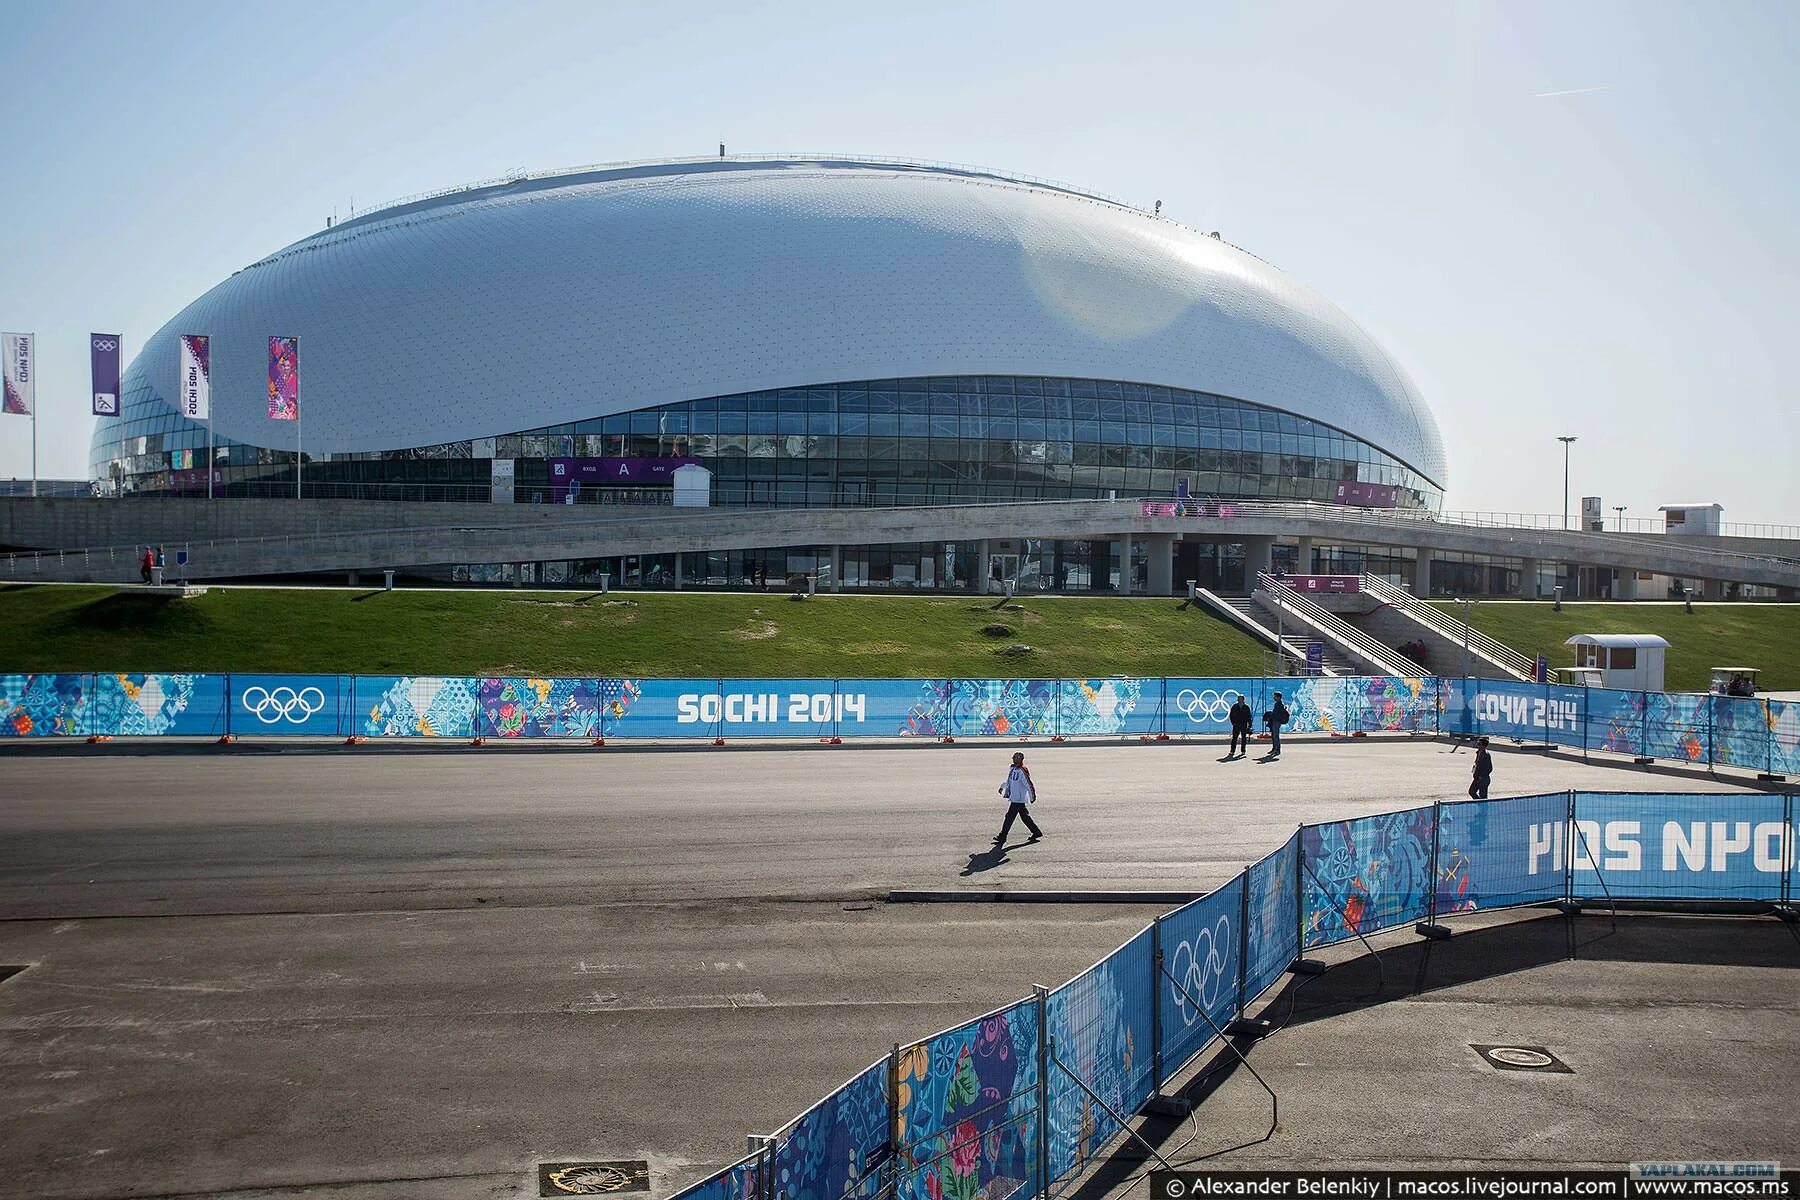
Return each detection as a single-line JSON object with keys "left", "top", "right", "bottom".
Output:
{"left": 233, "top": 674, "right": 346, "bottom": 737}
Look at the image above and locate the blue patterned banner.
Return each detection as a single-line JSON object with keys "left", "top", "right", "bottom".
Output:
{"left": 856, "top": 679, "right": 949, "bottom": 738}
{"left": 1, "top": 673, "right": 84, "bottom": 737}
{"left": 1772, "top": 698, "right": 1800, "bottom": 779}
{"left": 1301, "top": 806, "right": 1435, "bottom": 947}
{"left": 1587, "top": 687, "right": 1645, "bottom": 757}
{"left": 1643, "top": 691, "right": 1710, "bottom": 763}
{"left": 1243, "top": 835, "right": 1300, "bottom": 1002}
{"left": 947, "top": 679, "right": 1057, "bottom": 739}
{"left": 1053, "top": 678, "right": 1159, "bottom": 737}
{"left": 1570, "top": 792, "right": 1791, "bottom": 902}
{"left": 773, "top": 1060, "right": 891, "bottom": 1200}
{"left": 354, "top": 675, "right": 479, "bottom": 738}
{"left": 477, "top": 677, "right": 603, "bottom": 738}
{"left": 1155, "top": 881, "right": 1240, "bottom": 1077}
{"left": 680, "top": 1154, "right": 766, "bottom": 1200}
{"left": 1435, "top": 792, "right": 1569, "bottom": 913}
{"left": 229, "top": 674, "right": 347, "bottom": 738}
{"left": 895, "top": 1001, "right": 1040, "bottom": 1200}
{"left": 1711, "top": 696, "right": 1772, "bottom": 773}
{"left": 85, "top": 673, "right": 229, "bottom": 737}
{"left": 1466, "top": 679, "right": 1583, "bottom": 748}
{"left": 1044, "top": 927, "right": 1154, "bottom": 1181}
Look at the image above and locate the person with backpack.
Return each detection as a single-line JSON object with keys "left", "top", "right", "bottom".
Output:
{"left": 1263, "top": 692, "right": 1290, "bottom": 758}
{"left": 1469, "top": 736, "right": 1493, "bottom": 799}
{"left": 1227, "top": 695, "right": 1254, "bottom": 758}
{"left": 993, "top": 751, "right": 1043, "bottom": 845}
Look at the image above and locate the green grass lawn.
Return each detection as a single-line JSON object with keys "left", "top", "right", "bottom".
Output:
{"left": 1430, "top": 601, "right": 1800, "bottom": 692}
{"left": 0, "top": 584, "right": 1276, "bottom": 678}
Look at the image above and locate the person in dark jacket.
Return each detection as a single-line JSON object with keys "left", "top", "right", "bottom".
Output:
{"left": 1263, "top": 693, "right": 1289, "bottom": 758}
{"left": 1227, "top": 695, "right": 1254, "bottom": 758}
{"left": 1469, "top": 737, "right": 1493, "bottom": 799}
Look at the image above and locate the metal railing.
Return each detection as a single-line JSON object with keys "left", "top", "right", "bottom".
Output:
{"left": 1359, "top": 574, "right": 1535, "bottom": 680}
{"left": 1253, "top": 573, "right": 1416, "bottom": 678}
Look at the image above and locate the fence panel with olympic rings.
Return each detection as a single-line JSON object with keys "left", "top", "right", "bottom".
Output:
{"left": 1153, "top": 875, "right": 1243, "bottom": 1079}
{"left": 229, "top": 674, "right": 349, "bottom": 738}
{"left": 1162, "top": 677, "right": 1263, "bottom": 739}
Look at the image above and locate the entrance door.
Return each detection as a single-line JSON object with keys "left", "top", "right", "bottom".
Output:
{"left": 995, "top": 554, "right": 1020, "bottom": 585}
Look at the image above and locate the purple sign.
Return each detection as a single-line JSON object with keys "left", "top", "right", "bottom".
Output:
{"left": 1285, "top": 574, "right": 1361, "bottom": 595}
{"left": 90, "top": 333, "right": 122, "bottom": 416}
{"left": 168, "top": 467, "right": 224, "bottom": 494}
{"left": 550, "top": 457, "right": 697, "bottom": 500}
{"left": 1332, "top": 481, "right": 1398, "bottom": 508}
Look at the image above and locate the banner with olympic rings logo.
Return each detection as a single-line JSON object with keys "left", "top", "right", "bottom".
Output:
{"left": 233, "top": 675, "right": 346, "bottom": 737}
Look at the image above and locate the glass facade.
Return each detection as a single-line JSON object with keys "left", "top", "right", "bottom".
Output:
{"left": 92, "top": 374, "right": 1443, "bottom": 511}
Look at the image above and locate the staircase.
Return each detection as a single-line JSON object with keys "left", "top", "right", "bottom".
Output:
{"left": 1252, "top": 574, "right": 1419, "bottom": 677}
{"left": 1357, "top": 575, "right": 1535, "bottom": 681}
{"left": 1195, "top": 588, "right": 1353, "bottom": 676}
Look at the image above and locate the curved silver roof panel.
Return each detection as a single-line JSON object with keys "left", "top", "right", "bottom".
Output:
{"left": 130, "top": 156, "right": 1447, "bottom": 485}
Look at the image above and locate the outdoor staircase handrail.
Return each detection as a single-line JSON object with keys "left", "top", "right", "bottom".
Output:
{"left": 1254, "top": 573, "right": 1415, "bottom": 678}
{"left": 1360, "top": 574, "right": 1536, "bottom": 680}
{"left": 1194, "top": 586, "right": 1342, "bottom": 677}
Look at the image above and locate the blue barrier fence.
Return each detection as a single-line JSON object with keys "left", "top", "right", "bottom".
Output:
{"left": 0, "top": 672, "right": 1440, "bottom": 741}
{"left": 685, "top": 790, "right": 1796, "bottom": 1200}
{"left": 4, "top": 672, "right": 1793, "bottom": 775}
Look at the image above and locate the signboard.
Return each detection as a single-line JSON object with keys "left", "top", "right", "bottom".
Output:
{"left": 1283, "top": 575, "right": 1361, "bottom": 595}
{"left": 550, "top": 457, "right": 699, "bottom": 501}
{"left": 168, "top": 467, "right": 224, "bottom": 493}
{"left": 1582, "top": 496, "right": 1603, "bottom": 532}
{"left": 91, "top": 334, "right": 122, "bottom": 416}
{"left": 1330, "top": 481, "right": 1397, "bottom": 508}
{"left": 1305, "top": 641, "right": 1324, "bottom": 675}
{"left": 491, "top": 458, "right": 515, "bottom": 504}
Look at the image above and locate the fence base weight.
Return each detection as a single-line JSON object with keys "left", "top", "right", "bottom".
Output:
{"left": 1633, "top": 755, "right": 1654, "bottom": 765}
{"left": 1756, "top": 773, "right": 1786, "bottom": 783}
{"left": 1144, "top": 1095, "right": 1193, "bottom": 1117}
{"left": 1773, "top": 907, "right": 1797, "bottom": 924}
{"left": 1290, "top": 959, "right": 1328, "bottom": 976}
{"left": 1555, "top": 900, "right": 1583, "bottom": 915}
{"left": 216, "top": 735, "right": 235, "bottom": 745}
{"left": 1227, "top": 1016, "right": 1274, "bottom": 1038}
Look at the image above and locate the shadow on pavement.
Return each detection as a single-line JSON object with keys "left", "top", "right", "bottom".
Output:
{"left": 1065, "top": 911, "right": 1800, "bottom": 1197}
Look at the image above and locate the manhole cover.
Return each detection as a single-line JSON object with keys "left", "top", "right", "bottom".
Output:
{"left": 539, "top": 1161, "right": 651, "bottom": 1196}
{"left": 1471, "top": 1044, "right": 1572, "bottom": 1073}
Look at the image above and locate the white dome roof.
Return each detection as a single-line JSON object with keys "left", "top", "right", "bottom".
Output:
{"left": 131, "top": 156, "right": 1446, "bottom": 485}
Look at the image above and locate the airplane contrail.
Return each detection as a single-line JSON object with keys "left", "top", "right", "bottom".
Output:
{"left": 1535, "top": 85, "right": 1610, "bottom": 98}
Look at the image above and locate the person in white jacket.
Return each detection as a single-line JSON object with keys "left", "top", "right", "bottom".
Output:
{"left": 993, "top": 752, "right": 1044, "bottom": 845}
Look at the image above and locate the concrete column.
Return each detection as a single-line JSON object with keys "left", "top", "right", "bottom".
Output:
{"left": 1519, "top": 557, "right": 1539, "bottom": 598}
{"left": 347, "top": 571, "right": 360, "bottom": 587}
{"left": 1113, "top": 537, "right": 1132, "bottom": 594}
{"left": 1615, "top": 569, "right": 1638, "bottom": 601}
{"left": 1242, "top": 536, "right": 1274, "bottom": 583}
{"left": 673, "top": 554, "right": 684, "bottom": 591}
{"left": 1147, "top": 534, "right": 1175, "bottom": 596}
{"left": 1296, "top": 537, "right": 1315, "bottom": 575}
{"left": 829, "top": 545, "right": 842, "bottom": 593}
{"left": 1415, "top": 551, "right": 1433, "bottom": 597}
{"left": 974, "top": 539, "right": 991, "bottom": 594}
{"left": 1704, "top": 578, "right": 1726, "bottom": 601}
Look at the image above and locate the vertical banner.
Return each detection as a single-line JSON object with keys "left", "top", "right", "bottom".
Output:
{"left": 267, "top": 336, "right": 299, "bottom": 419}
{"left": 178, "top": 334, "right": 210, "bottom": 419}
{"left": 91, "top": 334, "right": 122, "bottom": 416}
{"left": 2, "top": 332, "right": 32, "bottom": 414}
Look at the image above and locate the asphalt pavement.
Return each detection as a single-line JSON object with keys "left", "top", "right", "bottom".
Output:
{"left": 0, "top": 737, "right": 1789, "bottom": 1199}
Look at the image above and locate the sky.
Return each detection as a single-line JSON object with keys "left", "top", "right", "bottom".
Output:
{"left": 1, "top": 0, "right": 1795, "bottom": 526}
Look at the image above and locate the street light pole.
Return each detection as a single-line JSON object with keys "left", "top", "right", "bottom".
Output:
{"left": 1612, "top": 505, "right": 1626, "bottom": 531}
{"left": 1557, "top": 436, "right": 1578, "bottom": 530}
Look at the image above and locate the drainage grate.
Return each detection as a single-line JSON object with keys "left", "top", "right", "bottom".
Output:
{"left": 0, "top": 966, "right": 27, "bottom": 986}
{"left": 539, "top": 1161, "right": 651, "bottom": 1197}
{"left": 1471, "top": 1044, "right": 1573, "bottom": 1073}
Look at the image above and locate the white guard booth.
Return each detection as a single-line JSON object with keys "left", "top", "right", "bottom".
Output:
{"left": 1563, "top": 633, "right": 1669, "bottom": 692}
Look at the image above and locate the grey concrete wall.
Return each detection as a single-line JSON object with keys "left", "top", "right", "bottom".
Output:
{"left": 5, "top": 496, "right": 1800, "bottom": 590}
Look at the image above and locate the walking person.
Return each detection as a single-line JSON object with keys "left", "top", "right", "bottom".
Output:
{"left": 1468, "top": 737, "right": 1493, "bottom": 799}
{"left": 993, "top": 751, "right": 1043, "bottom": 845}
{"left": 139, "top": 546, "right": 154, "bottom": 584}
{"left": 1227, "top": 694, "right": 1254, "bottom": 758}
{"left": 1263, "top": 692, "right": 1290, "bottom": 759}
